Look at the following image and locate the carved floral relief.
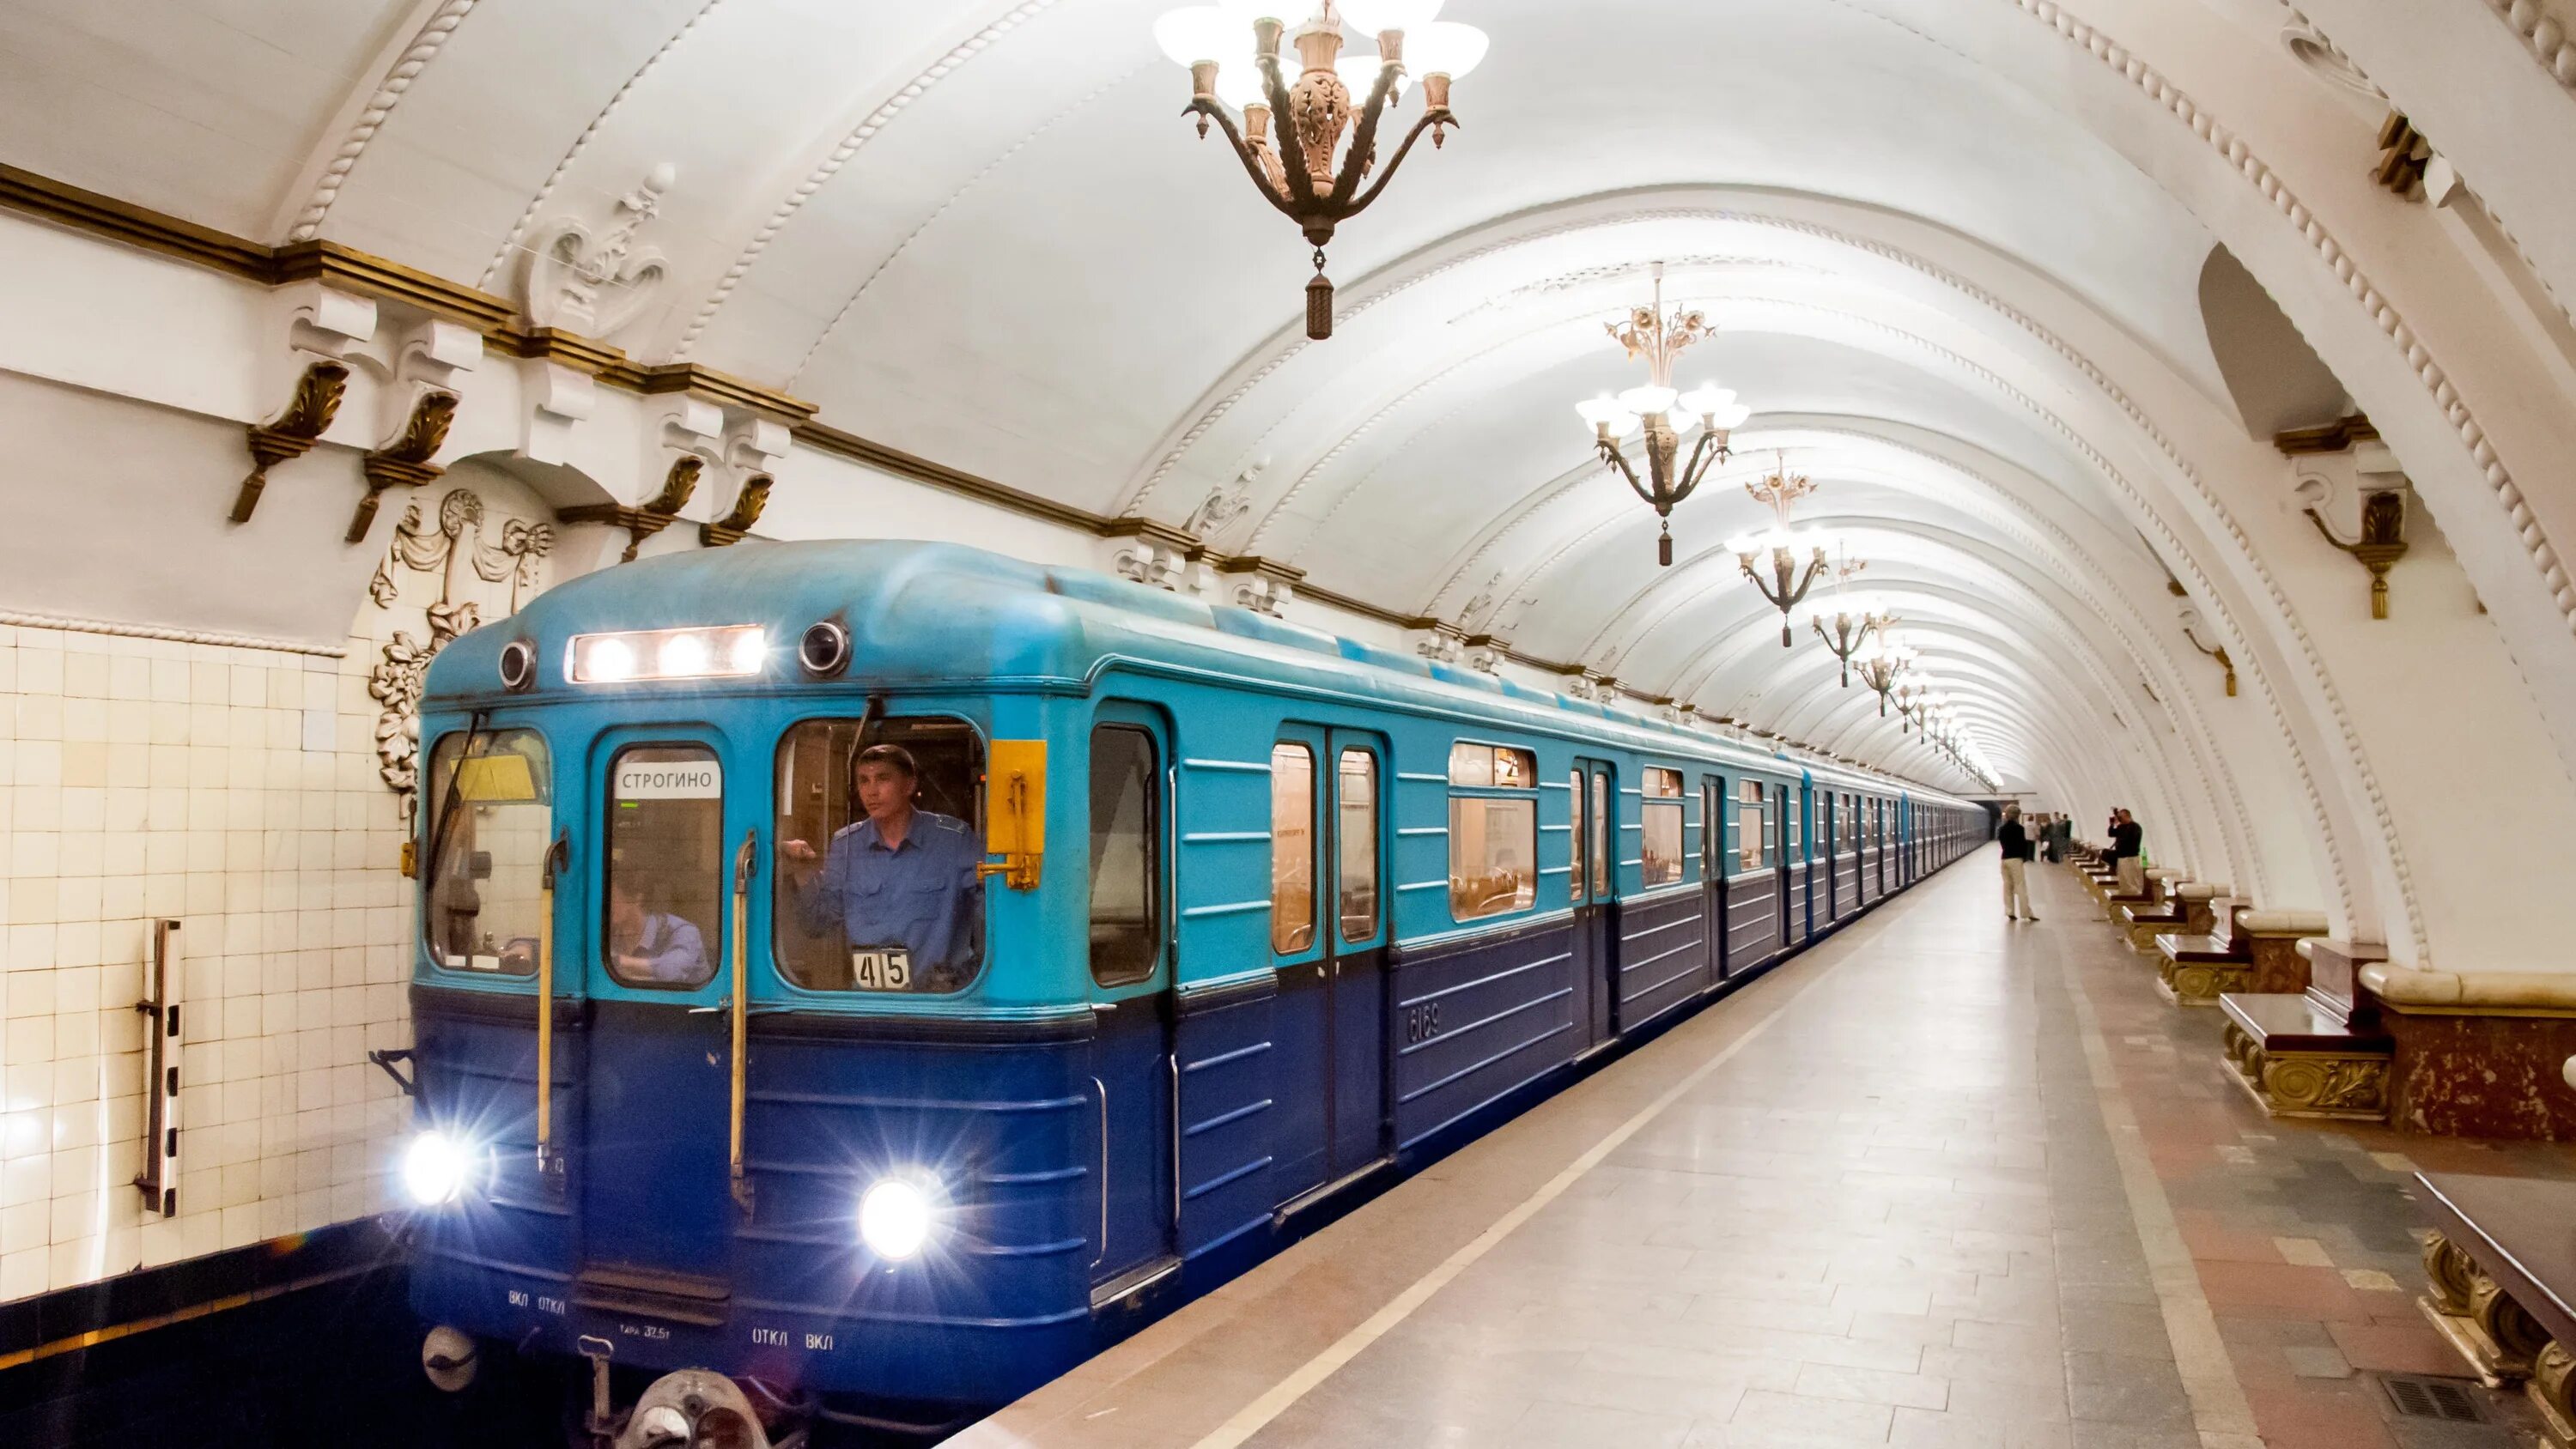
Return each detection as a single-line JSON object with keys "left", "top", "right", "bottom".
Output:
{"left": 366, "top": 487, "right": 554, "bottom": 811}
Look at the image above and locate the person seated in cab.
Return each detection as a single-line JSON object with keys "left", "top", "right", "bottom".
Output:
{"left": 781, "top": 743, "right": 984, "bottom": 990}
{"left": 607, "top": 879, "right": 709, "bottom": 985}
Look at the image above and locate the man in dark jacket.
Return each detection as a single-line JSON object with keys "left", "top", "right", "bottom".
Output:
{"left": 2111, "top": 809, "right": 2145, "bottom": 897}
{"left": 1998, "top": 805, "right": 2038, "bottom": 921}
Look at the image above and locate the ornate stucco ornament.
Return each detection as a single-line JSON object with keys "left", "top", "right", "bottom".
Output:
{"left": 1153, "top": 2, "right": 1487, "bottom": 338}
{"left": 367, "top": 488, "right": 554, "bottom": 807}
{"left": 523, "top": 164, "right": 675, "bottom": 339}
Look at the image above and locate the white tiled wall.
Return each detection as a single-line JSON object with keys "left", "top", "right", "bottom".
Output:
{"left": 0, "top": 621, "right": 414, "bottom": 1301}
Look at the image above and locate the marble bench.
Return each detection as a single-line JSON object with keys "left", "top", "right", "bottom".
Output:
{"left": 2414, "top": 1171, "right": 2576, "bottom": 1449}
{"left": 2118, "top": 870, "right": 2191, "bottom": 950}
{"left": 2218, "top": 937, "right": 2388, "bottom": 1120}
{"left": 2154, "top": 897, "right": 2250, "bottom": 1007}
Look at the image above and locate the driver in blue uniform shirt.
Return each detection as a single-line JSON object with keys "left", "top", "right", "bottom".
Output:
{"left": 781, "top": 743, "right": 984, "bottom": 988}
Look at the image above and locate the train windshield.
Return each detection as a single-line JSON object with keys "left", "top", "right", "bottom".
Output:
{"left": 605, "top": 744, "right": 724, "bottom": 990}
{"left": 421, "top": 729, "right": 552, "bottom": 976}
{"left": 774, "top": 718, "right": 987, "bottom": 994}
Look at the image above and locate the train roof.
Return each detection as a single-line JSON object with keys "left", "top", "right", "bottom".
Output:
{"left": 423, "top": 539, "right": 1977, "bottom": 808}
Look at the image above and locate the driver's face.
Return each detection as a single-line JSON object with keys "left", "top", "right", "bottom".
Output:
{"left": 609, "top": 888, "right": 641, "bottom": 935}
{"left": 855, "top": 762, "right": 914, "bottom": 823}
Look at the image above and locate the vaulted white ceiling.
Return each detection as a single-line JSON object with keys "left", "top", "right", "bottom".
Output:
{"left": 11, "top": 0, "right": 2576, "bottom": 873}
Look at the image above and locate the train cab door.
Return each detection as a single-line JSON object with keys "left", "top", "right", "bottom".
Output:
{"left": 1086, "top": 712, "right": 1180, "bottom": 1308}
{"left": 1571, "top": 759, "right": 1617, "bottom": 1052}
{"left": 576, "top": 731, "right": 745, "bottom": 1313}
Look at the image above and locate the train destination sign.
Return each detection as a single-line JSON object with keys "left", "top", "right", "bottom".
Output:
{"left": 615, "top": 759, "right": 723, "bottom": 800}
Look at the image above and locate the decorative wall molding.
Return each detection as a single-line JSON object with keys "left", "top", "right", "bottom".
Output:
{"left": 365, "top": 487, "right": 554, "bottom": 804}
{"left": 481, "top": 0, "right": 729, "bottom": 289}
{"left": 2001, "top": 0, "right": 2569, "bottom": 659}
{"left": 521, "top": 164, "right": 675, "bottom": 339}
{"left": 2479, "top": 0, "right": 2576, "bottom": 90}
{"left": 0, "top": 609, "right": 348, "bottom": 657}
{"left": 287, "top": 0, "right": 483, "bottom": 241}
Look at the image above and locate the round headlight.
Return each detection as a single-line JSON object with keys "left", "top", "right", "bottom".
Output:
{"left": 859, "top": 1177, "right": 934, "bottom": 1261}
{"left": 402, "top": 1131, "right": 471, "bottom": 1206}
{"left": 498, "top": 639, "right": 537, "bottom": 692}
{"left": 799, "top": 621, "right": 850, "bottom": 677}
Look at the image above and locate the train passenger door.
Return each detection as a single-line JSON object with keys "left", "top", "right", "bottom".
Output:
{"left": 1087, "top": 712, "right": 1179, "bottom": 1306}
{"left": 1268, "top": 728, "right": 1390, "bottom": 1203}
{"left": 1326, "top": 734, "right": 1389, "bottom": 1177}
{"left": 1571, "top": 759, "right": 1616, "bottom": 1051}
{"left": 576, "top": 731, "right": 743, "bottom": 1307}
{"left": 1701, "top": 776, "right": 1726, "bottom": 985}
{"left": 1775, "top": 785, "right": 1796, "bottom": 946}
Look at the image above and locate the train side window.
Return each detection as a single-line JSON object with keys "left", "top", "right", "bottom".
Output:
{"left": 422, "top": 729, "right": 552, "bottom": 976}
{"left": 1787, "top": 791, "right": 1802, "bottom": 857}
{"left": 1641, "top": 767, "right": 1684, "bottom": 887}
{"left": 1337, "top": 749, "right": 1378, "bottom": 943}
{"left": 1589, "top": 772, "right": 1609, "bottom": 892}
{"left": 604, "top": 744, "right": 724, "bottom": 991}
{"left": 773, "top": 718, "right": 987, "bottom": 993}
{"left": 1736, "top": 779, "right": 1764, "bottom": 871}
{"left": 1568, "top": 768, "right": 1585, "bottom": 900}
{"left": 1089, "top": 725, "right": 1163, "bottom": 987}
{"left": 1271, "top": 742, "right": 1316, "bottom": 954}
{"left": 1448, "top": 743, "right": 1536, "bottom": 922}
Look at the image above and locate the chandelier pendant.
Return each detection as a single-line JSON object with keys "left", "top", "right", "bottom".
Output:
{"left": 1730, "top": 451, "right": 1830, "bottom": 645}
{"left": 1576, "top": 264, "right": 1752, "bottom": 566}
{"left": 1159, "top": 4, "right": 1490, "bottom": 340}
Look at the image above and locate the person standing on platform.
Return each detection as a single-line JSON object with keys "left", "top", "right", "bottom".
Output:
{"left": 2111, "top": 808, "right": 2145, "bottom": 897}
{"left": 1998, "top": 805, "right": 2038, "bottom": 921}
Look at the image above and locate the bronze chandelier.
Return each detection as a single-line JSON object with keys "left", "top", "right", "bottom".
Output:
{"left": 1155, "top": 2, "right": 1490, "bottom": 339}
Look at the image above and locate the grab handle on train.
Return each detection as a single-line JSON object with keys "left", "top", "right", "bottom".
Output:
{"left": 535, "top": 829, "right": 570, "bottom": 1189}
{"left": 729, "top": 828, "right": 757, "bottom": 1216}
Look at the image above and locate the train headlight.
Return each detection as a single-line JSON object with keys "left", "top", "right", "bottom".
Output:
{"left": 568, "top": 626, "right": 766, "bottom": 684}
{"left": 402, "top": 1130, "right": 474, "bottom": 1207}
{"left": 859, "top": 1176, "right": 937, "bottom": 1261}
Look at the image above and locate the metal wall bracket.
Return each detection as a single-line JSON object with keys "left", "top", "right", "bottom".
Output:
{"left": 2304, "top": 488, "right": 2409, "bottom": 619}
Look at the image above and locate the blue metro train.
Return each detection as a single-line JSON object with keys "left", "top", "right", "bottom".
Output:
{"left": 396, "top": 540, "right": 1986, "bottom": 1433}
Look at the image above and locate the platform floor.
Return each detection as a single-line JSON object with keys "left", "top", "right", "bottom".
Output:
{"left": 956, "top": 851, "right": 2575, "bottom": 1449}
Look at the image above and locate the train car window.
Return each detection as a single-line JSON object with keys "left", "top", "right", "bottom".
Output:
{"left": 1448, "top": 742, "right": 1534, "bottom": 788}
{"left": 1337, "top": 749, "right": 1378, "bottom": 943}
{"left": 1736, "top": 779, "right": 1764, "bottom": 871}
{"left": 604, "top": 744, "right": 724, "bottom": 990}
{"left": 772, "top": 718, "right": 987, "bottom": 993}
{"left": 1449, "top": 748, "right": 1535, "bottom": 922}
{"left": 1641, "top": 767, "right": 1684, "bottom": 887}
{"left": 422, "top": 729, "right": 551, "bottom": 976}
{"left": 1088, "top": 725, "right": 1162, "bottom": 986}
{"left": 1787, "top": 791, "right": 1802, "bottom": 856}
{"left": 1568, "top": 768, "right": 1585, "bottom": 900}
{"left": 1271, "top": 743, "right": 1316, "bottom": 954}
{"left": 1589, "top": 773, "right": 1609, "bottom": 893}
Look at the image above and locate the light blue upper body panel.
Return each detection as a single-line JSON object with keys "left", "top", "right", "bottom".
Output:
{"left": 422, "top": 539, "right": 1971, "bottom": 809}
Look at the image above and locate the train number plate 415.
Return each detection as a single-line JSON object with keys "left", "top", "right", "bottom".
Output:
{"left": 849, "top": 949, "right": 914, "bottom": 991}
